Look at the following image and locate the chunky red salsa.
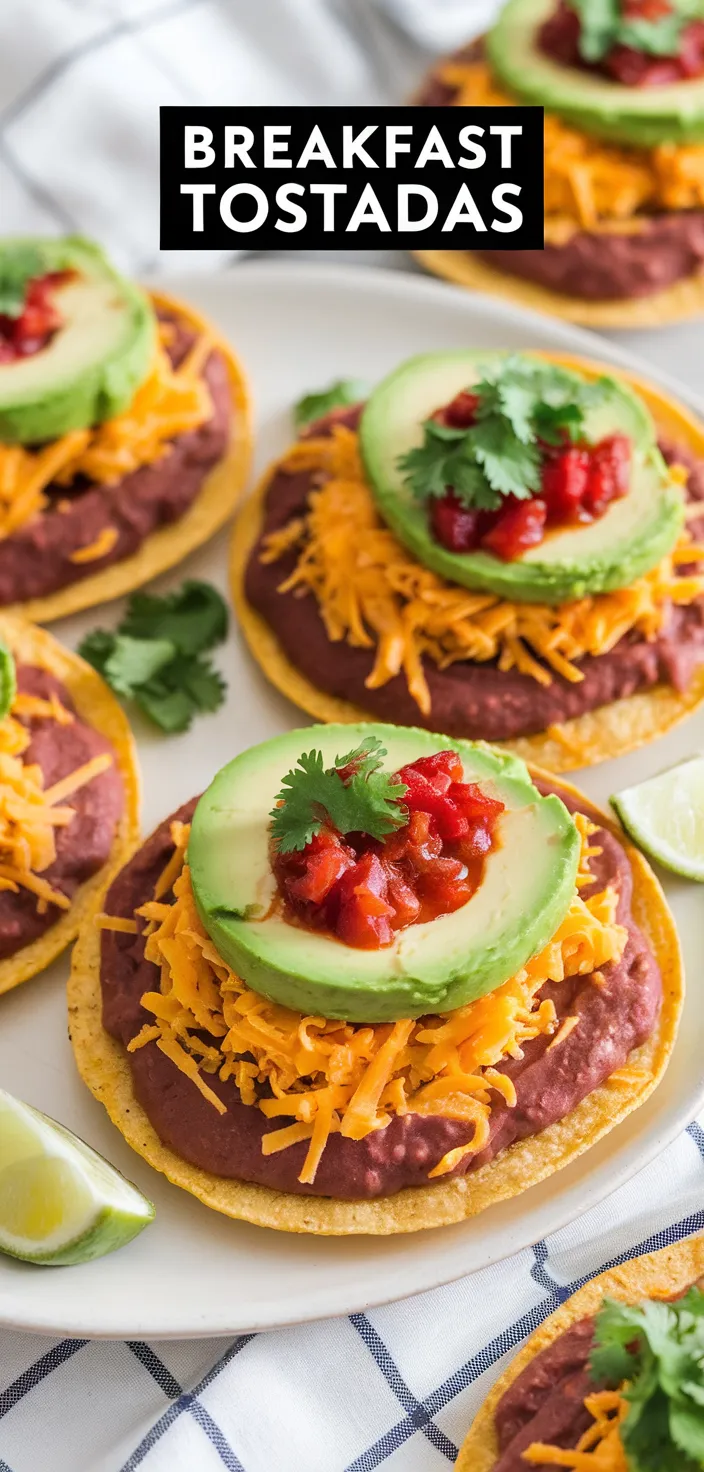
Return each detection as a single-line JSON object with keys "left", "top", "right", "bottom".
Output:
{"left": 272, "top": 749, "right": 504, "bottom": 950}
{"left": 0, "top": 271, "right": 73, "bottom": 364}
{"left": 540, "top": 0, "right": 704, "bottom": 87}
{"left": 430, "top": 390, "right": 631, "bottom": 560}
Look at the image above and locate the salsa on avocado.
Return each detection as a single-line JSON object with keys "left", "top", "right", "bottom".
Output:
{"left": 541, "top": 0, "right": 704, "bottom": 88}
{"left": 429, "top": 390, "right": 631, "bottom": 559}
{"left": 0, "top": 269, "right": 74, "bottom": 364}
{"left": 271, "top": 742, "right": 504, "bottom": 950}
{"left": 398, "top": 357, "right": 634, "bottom": 563}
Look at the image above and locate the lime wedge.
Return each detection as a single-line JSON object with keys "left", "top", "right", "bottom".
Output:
{"left": 610, "top": 756, "right": 704, "bottom": 882}
{"left": 0, "top": 1089, "right": 154, "bottom": 1265}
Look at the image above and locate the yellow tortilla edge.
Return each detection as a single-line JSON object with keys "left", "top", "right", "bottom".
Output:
{"left": 230, "top": 347, "right": 704, "bottom": 773}
{"left": 0, "top": 613, "right": 141, "bottom": 995}
{"left": 456, "top": 1233, "right": 704, "bottom": 1471}
{"left": 412, "top": 249, "right": 704, "bottom": 329}
{"left": 67, "top": 770, "right": 683, "bottom": 1235}
{"left": 3, "top": 290, "right": 253, "bottom": 624}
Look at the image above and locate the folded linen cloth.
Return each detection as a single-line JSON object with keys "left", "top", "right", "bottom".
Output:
{"left": 0, "top": 1119, "right": 702, "bottom": 1470}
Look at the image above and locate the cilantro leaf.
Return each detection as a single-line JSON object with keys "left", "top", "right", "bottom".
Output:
{"left": 294, "top": 379, "right": 367, "bottom": 430}
{"left": 78, "top": 579, "right": 228, "bottom": 734}
{"left": 104, "top": 635, "right": 176, "bottom": 697}
{"left": 620, "top": 14, "right": 688, "bottom": 54}
{"left": 590, "top": 1290, "right": 704, "bottom": 1472}
{"left": 120, "top": 580, "right": 228, "bottom": 656}
{"left": 398, "top": 355, "right": 613, "bottom": 517}
{"left": 135, "top": 656, "right": 226, "bottom": 733}
{"left": 78, "top": 629, "right": 117, "bottom": 682}
{"left": 534, "top": 400, "right": 584, "bottom": 445}
{"left": 470, "top": 419, "right": 541, "bottom": 500}
{"left": 399, "top": 422, "right": 497, "bottom": 508}
{"left": 270, "top": 739, "right": 408, "bottom": 853}
{"left": 0, "top": 243, "right": 46, "bottom": 318}
{"left": 135, "top": 686, "right": 195, "bottom": 734}
{"left": 334, "top": 736, "right": 386, "bottom": 779}
{"left": 571, "top": 0, "right": 620, "bottom": 61}
{"left": 571, "top": 0, "right": 701, "bottom": 62}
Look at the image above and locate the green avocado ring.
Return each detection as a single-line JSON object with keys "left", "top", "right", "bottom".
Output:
{"left": 0, "top": 642, "right": 16, "bottom": 722}
{"left": 0, "top": 236, "right": 156, "bottom": 446}
{"left": 359, "top": 350, "right": 685, "bottom": 607}
{"left": 188, "top": 723, "right": 581, "bottom": 1024}
{"left": 487, "top": 0, "right": 704, "bottom": 147}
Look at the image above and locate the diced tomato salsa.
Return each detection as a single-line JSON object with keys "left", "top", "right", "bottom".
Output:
{"left": 0, "top": 271, "right": 74, "bottom": 364}
{"left": 429, "top": 390, "right": 631, "bottom": 561}
{"left": 540, "top": 0, "right": 704, "bottom": 86}
{"left": 272, "top": 749, "right": 504, "bottom": 950}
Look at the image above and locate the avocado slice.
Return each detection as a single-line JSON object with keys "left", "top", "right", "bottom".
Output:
{"left": 0, "top": 236, "right": 156, "bottom": 445}
{"left": 488, "top": 0, "right": 704, "bottom": 147}
{"left": 188, "top": 723, "right": 580, "bottom": 1023}
{"left": 359, "top": 350, "right": 684, "bottom": 607}
{"left": 0, "top": 643, "right": 16, "bottom": 722}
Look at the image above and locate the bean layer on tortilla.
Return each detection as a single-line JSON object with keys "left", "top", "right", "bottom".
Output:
{"left": 68, "top": 756, "right": 681, "bottom": 1235}
{"left": 455, "top": 1234, "right": 704, "bottom": 1472}
{"left": 0, "top": 614, "right": 140, "bottom": 995}
{"left": 232, "top": 351, "right": 704, "bottom": 773}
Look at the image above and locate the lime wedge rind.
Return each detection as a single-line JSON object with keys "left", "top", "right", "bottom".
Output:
{"left": 0, "top": 1090, "right": 154, "bottom": 1267}
{"left": 610, "top": 756, "right": 704, "bottom": 883}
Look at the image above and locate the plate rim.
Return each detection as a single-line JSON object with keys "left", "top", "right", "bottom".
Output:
{"left": 2, "top": 257, "right": 702, "bottom": 1339}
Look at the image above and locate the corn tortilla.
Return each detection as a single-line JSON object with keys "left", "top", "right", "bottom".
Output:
{"left": 0, "top": 614, "right": 140, "bottom": 996}
{"left": 456, "top": 1233, "right": 704, "bottom": 1472}
{"left": 5, "top": 291, "right": 252, "bottom": 624}
{"left": 230, "top": 349, "right": 704, "bottom": 774}
{"left": 412, "top": 249, "right": 704, "bottom": 329}
{"left": 67, "top": 770, "right": 682, "bottom": 1235}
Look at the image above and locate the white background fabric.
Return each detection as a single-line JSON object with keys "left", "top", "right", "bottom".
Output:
{"left": 0, "top": 0, "right": 500, "bottom": 276}
{"left": 0, "top": 3, "right": 703, "bottom": 1469}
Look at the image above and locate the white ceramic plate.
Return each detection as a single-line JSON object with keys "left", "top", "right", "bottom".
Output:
{"left": 0, "top": 262, "right": 701, "bottom": 1340}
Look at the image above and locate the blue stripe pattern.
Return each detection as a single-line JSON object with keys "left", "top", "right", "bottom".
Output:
{"left": 0, "top": 1142, "right": 702, "bottom": 1470}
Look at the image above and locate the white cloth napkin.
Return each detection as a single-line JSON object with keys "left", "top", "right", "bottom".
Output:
{"left": 0, "top": 0, "right": 499, "bottom": 276}
{"left": 0, "top": 1120, "right": 701, "bottom": 1471}
{"left": 1, "top": 4, "right": 702, "bottom": 1471}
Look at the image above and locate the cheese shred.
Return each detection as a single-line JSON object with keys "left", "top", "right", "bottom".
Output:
{"left": 261, "top": 428, "right": 704, "bottom": 716}
{"left": 0, "top": 695, "right": 113, "bottom": 913}
{"left": 69, "top": 526, "right": 119, "bottom": 564}
{"left": 128, "top": 816, "right": 627, "bottom": 1185}
{"left": 523, "top": 1389, "right": 629, "bottom": 1468}
{"left": 438, "top": 59, "right": 704, "bottom": 235}
{"left": 0, "top": 328, "right": 213, "bottom": 541}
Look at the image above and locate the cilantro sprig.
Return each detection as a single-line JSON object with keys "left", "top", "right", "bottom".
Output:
{"left": 79, "top": 580, "right": 228, "bottom": 733}
{"left": 572, "top": 0, "right": 703, "bottom": 63}
{"left": 0, "top": 243, "right": 48, "bottom": 319}
{"left": 398, "top": 357, "right": 613, "bottom": 513}
{"left": 270, "top": 737, "right": 408, "bottom": 853}
{"left": 590, "top": 1288, "right": 704, "bottom": 1471}
{"left": 293, "top": 378, "right": 367, "bottom": 431}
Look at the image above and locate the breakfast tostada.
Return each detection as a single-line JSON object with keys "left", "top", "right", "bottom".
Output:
{"left": 233, "top": 351, "right": 704, "bottom": 772}
{"left": 0, "top": 615, "right": 139, "bottom": 996}
{"left": 415, "top": 0, "right": 704, "bottom": 328}
{"left": 69, "top": 721, "right": 680, "bottom": 1234}
{"left": 456, "top": 1233, "right": 704, "bottom": 1470}
{"left": 0, "top": 235, "right": 251, "bottom": 620}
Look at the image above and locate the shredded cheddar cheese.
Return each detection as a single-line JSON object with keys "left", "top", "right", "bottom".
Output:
{"left": 438, "top": 59, "right": 704, "bottom": 234}
{"left": 69, "top": 526, "right": 119, "bottom": 564}
{"left": 0, "top": 692, "right": 113, "bottom": 913}
{"left": 261, "top": 428, "right": 704, "bottom": 716}
{"left": 127, "top": 816, "right": 627, "bottom": 1185}
{"left": 0, "top": 328, "right": 213, "bottom": 541}
{"left": 95, "top": 913, "right": 138, "bottom": 934}
{"left": 523, "top": 1389, "right": 629, "bottom": 1468}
